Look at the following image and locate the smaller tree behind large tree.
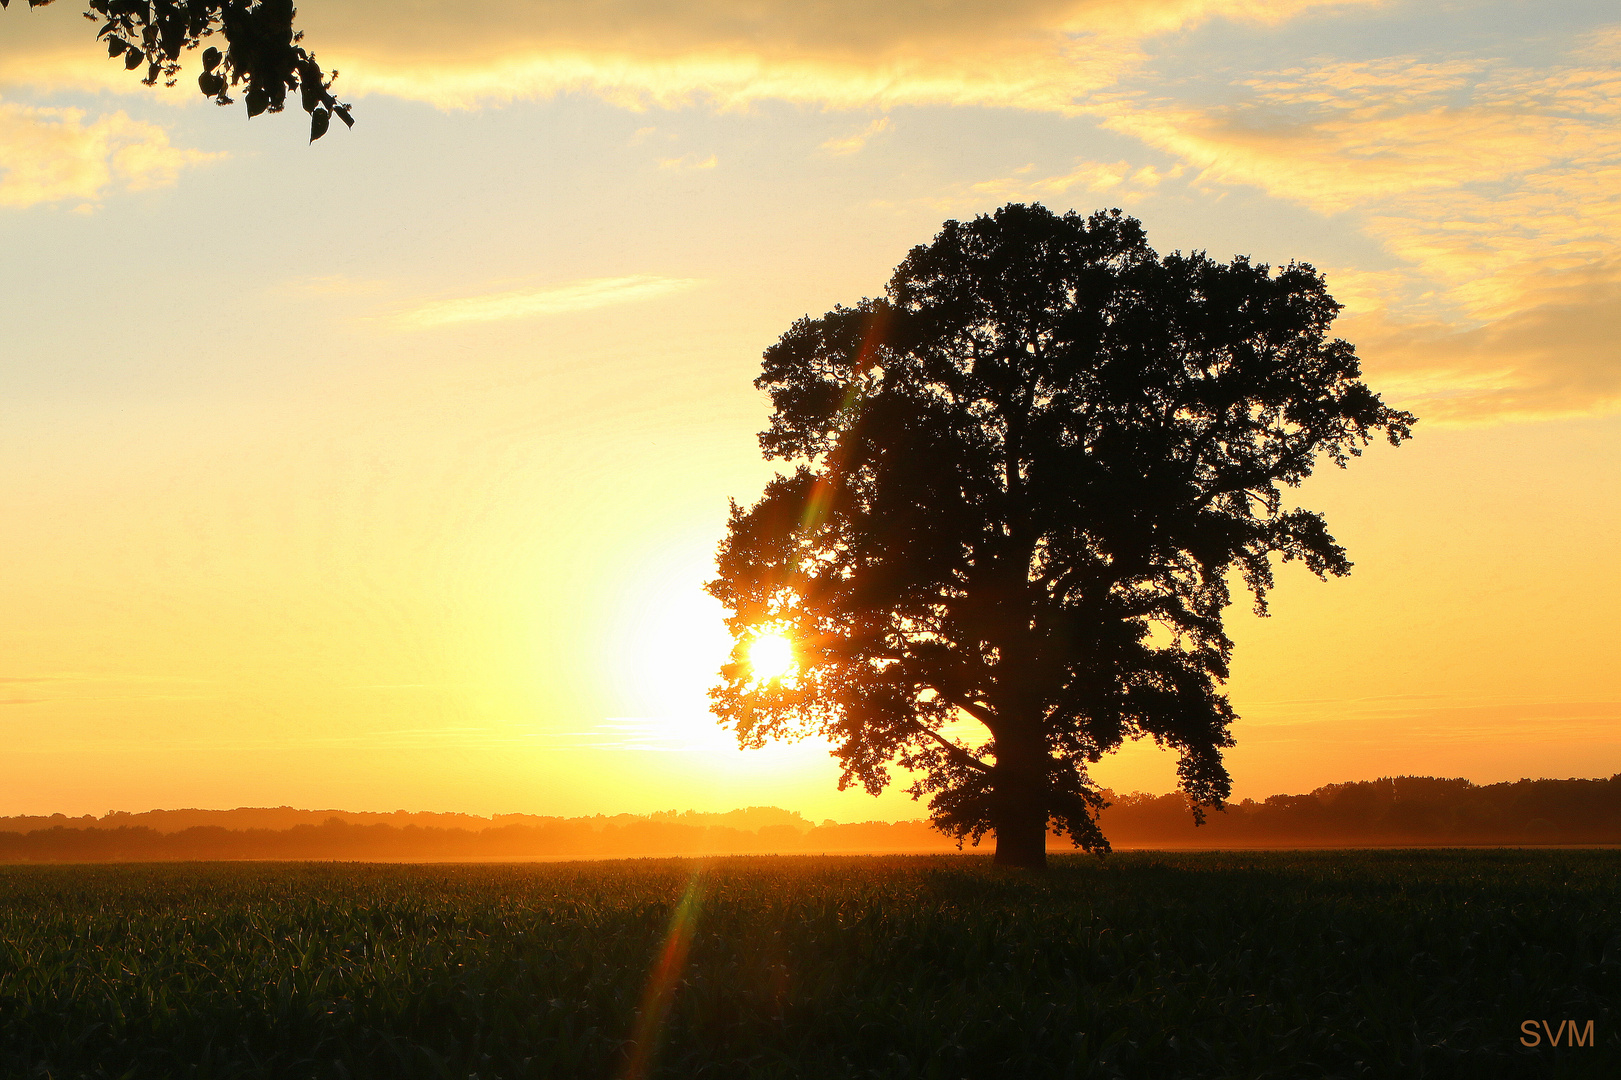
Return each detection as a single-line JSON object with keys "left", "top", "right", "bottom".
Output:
{"left": 708, "top": 204, "right": 1414, "bottom": 869}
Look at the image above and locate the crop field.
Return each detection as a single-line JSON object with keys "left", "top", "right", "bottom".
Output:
{"left": 0, "top": 851, "right": 1614, "bottom": 1079}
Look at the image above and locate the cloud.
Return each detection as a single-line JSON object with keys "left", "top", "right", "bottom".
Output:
{"left": 0, "top": 12, "right": 132, "bottom": 94}
{"left": 397, "top": 274, "right": 701, "bottom": 329}
{"left": 1092, "top": 32, "right": 1621, "bottom": 420}
{"left": 657, "top": 151, "right": 717, "bottom": 171}
{"left": 0, "top": 101, "right": 221, "bottom": 209}
{"left": 0, "top": 0, "right": 1383, "bottom": 119}
{"left": 568, "top": 716, "right": 737, "bottom": 753}
{"left": 9, "top": 2, "right": 1610, "bottom": 422}
{"left": 1103, "top": 44, "right": 1621, "bottom": 308}
{"left": 820, "top": 116, "right": 891, "bottom": 156}
{"left": 271, "top": 0, "right": 1377, "bottom": 113}
{"left": 942, "top": 157, "right": 1182, "bottom": 208}
{"left": 1342, "top": 265, "right": 1621, "bottom": 424}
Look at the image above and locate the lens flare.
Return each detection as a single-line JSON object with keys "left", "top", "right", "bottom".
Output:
{"left": 623, "top": 871, "right": 704, "bottom": 1080}
{"left": 747, "top": 632, "right": 796, "bottom": 681}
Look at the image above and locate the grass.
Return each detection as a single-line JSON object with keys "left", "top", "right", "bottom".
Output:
{"left": 0, "top": 851, "right": 1615, "bottom": 1078}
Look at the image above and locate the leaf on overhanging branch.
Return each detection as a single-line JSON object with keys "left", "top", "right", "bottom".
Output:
{"left": 299, "top": 71, "right": 323, "bottom": 114}
{"left": 6, "top": 0, "right": 356, "bottom": 138}
{"left": 158, "top": 19, "right": 181, "bottom": 60}
{"left": 309, "top": 107, "right": 329, "bottom": 143}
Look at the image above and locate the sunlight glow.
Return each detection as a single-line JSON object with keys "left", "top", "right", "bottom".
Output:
{"left": 747, "top": 632, "right": 796, "bottom": 682}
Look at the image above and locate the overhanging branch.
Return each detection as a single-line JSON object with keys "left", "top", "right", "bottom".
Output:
{"left": 906, "top": 720, "right": 992, "bottom": 774}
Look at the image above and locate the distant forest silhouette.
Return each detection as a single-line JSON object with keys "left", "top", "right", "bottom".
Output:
{"left": 2, "top": 776, "right": 1617, "bottom": 863}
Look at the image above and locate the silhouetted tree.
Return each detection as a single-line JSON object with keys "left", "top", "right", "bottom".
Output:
{"left": 5, "top": 0, "right": 351, "bottom": 140}
{"left": 708, "top": 204, "right": 1415, "bottom": 869}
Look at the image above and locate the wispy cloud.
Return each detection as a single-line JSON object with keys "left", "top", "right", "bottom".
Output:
{"left": 0, "top": 102, "right": 221, "bottom": 210}
{"left": 1239, "top": 696, "right": 1621, "bottom": 739}
{"left": 3, "top": 0, "right": 1379, "bottom": 112}
{"left": 537, "top": 716, "right": 735, "bottom": 753}
{"left": 1090, "top": 31, "right": 1621, "bottom": 421}
{"left": 820, "top": 116, "right": 890, "bottom": 156}
{"left": 932, "top": 157, "right": 1183, "bottom": 210}
{"left": 397, "top": 274, "right": 701, "bottom": 329}
{"left": 270, "top": 0, "right": 1378, "bottom": 113}
{"left": 657, "top": 152, "right": 717, "bottom": 171}
{"left": 0, "top": 14, "right": 133, "bottom": 94}
{"left": 1113, "top": 42, "right": 1621, "bottom": 304}
{"left": 1336, "top": 265, "right": 1621, "bottom": 423}
{"left": 8, "top": 2, "right": 1612, "bottom": 424}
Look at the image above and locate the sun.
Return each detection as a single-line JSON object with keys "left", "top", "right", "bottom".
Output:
{"left": 746, "top": 632, "right": 796, "bottom": 682}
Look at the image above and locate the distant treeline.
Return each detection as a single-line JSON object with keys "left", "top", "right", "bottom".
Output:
{"left": 0, "top": 817, "right": 941, "bottom": 863}
{"left": 0, "top": 805, "right": 816, "bottom": 838}
{"left": 1106, "top": 775, "right": 1621, "bottom": 846}
{"left": 1, "top": 775, "right": 1616, "bottom": 862}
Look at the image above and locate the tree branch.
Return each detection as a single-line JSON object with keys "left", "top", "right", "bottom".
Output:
{"left": 906, "top": 719, "right": 992, "bottom": 774}
{"left": 939, "top": 692, "right": 996, "bottom": 727}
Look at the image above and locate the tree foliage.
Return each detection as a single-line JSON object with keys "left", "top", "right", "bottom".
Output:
{"left": 708, "top": 203, "right": 1415, "bottom": 867}
{"left": 5, "top": 0, "right": 351, "bottom": 141}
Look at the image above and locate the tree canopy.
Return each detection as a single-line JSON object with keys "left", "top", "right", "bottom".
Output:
{"left": 708, "top": 203, "right": 1415, "bottom": 869}
{"left": 6, "top": 0, "right": 351, "bottom": 141}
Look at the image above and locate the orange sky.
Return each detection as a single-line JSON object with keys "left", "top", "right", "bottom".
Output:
{"left": 1, "top": 1, "right": 1617, "bottom": 820}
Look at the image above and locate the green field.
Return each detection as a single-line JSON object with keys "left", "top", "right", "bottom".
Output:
{"left": 0, "top": 851, "right": 1614, "bottom": 1079}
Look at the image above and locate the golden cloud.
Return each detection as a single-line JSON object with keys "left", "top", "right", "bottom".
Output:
{"left": 397, "top": 275, "right": 701, "bottom": 329}
{"left": 820, "top": 116, "right": 890, "bottom": 156}
{"left": 1093, "top": 34, "right": 1621, "bottom": 420}
{"left": 656, "top": 151, "right": 717, "bottom": 171}
{"left": 0, "top": 0, "right": 1370, "bottom": 111}
{"left": 937, "top": 156, "right": 1183, "bottom": 210}
{"left": 1104, "top": 44, "right": 1621, "bottom": 306}
{"left": 1342, "top": 265, "right": 1621, "bottom": 424}
{"left": 8, "top": 1, "right": 1609, "bottom": 421}
{"left": 331, "top": 0, "right": 1374, "bottom": 112}
{"left": 0, "top": 7, "right": 149, "bottom": 94}
{"left": 0, "top": 101, "right": 220, "bottom": 209}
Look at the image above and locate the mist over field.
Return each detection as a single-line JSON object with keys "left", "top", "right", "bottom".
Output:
{"left": 4, "top": 775, "right": 1618, "bottom": 863}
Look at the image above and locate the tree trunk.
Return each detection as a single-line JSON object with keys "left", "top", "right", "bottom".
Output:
{"left": 992, "top": 802, "right": 1048, "bottom": 869}
{"left": 991, "top": 731, "right": 1049, "bottom": 870}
